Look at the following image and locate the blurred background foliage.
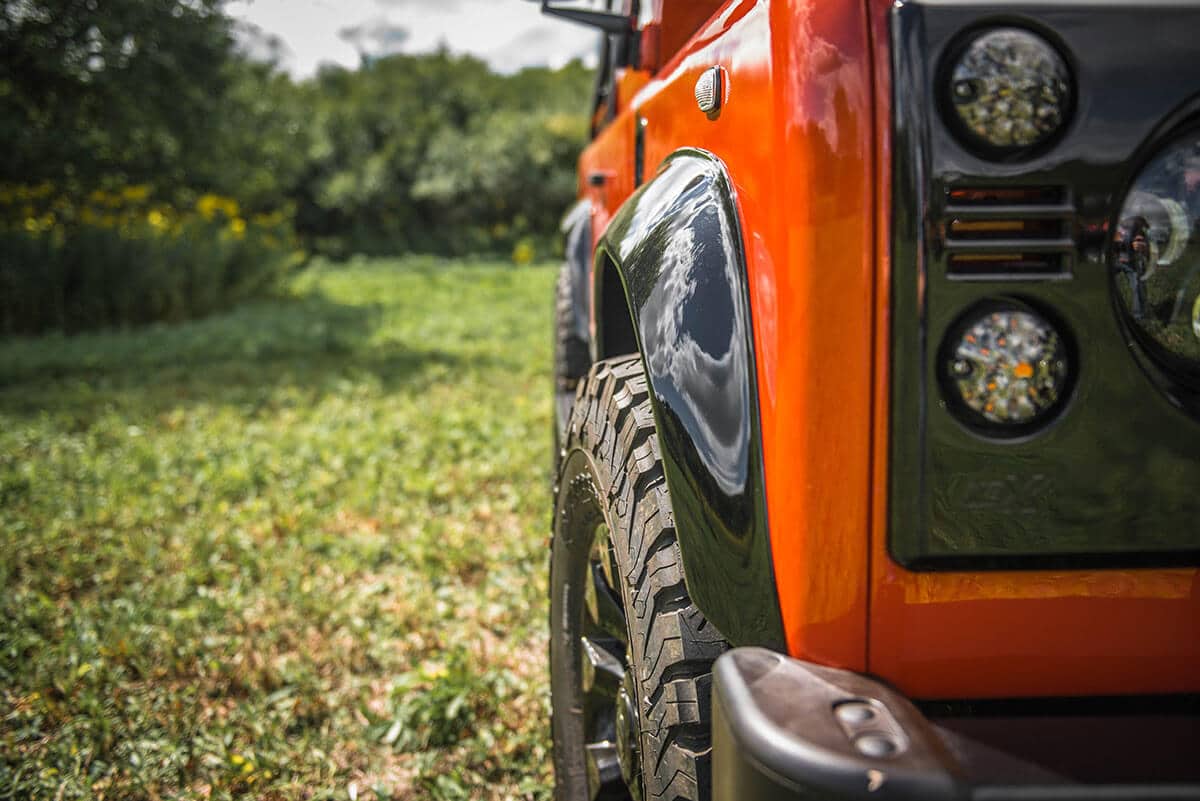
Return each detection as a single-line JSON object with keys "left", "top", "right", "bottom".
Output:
{"left": 0, "top": 0, "right": 592, "bottom": 334}
{"left": 1, "top": 1, "right": 586, "bottom": 796}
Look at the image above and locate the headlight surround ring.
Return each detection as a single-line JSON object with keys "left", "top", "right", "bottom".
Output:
{"left": 1110, "top": 127, "right": 1200, "bottom": 400}
{"left": 940, "top": 25, "right": 1075, "bottom": 160}
{"left": 938, "top": 298, "right": 1077, "bottom": 439}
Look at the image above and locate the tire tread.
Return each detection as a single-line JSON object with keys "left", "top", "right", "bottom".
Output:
{"left": 554, "top": 265, "right": 590, "bottom": 392}
{"left": 559, "top": 354, "right": 728, "bottom": 801}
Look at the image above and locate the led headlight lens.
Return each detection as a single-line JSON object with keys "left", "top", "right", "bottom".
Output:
{"left": 1111, "top": 132, "right": 1200, "bottom": 384}
{"left": 948, "top": 28, "right": 1072, "bottom": 153}
{"left": 944, "top": 304, "right": 1070, "bottom": 428}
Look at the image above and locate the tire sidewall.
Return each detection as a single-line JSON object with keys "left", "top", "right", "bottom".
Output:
{"left": 549, "top": 448, "right": 615, "bottom": 800}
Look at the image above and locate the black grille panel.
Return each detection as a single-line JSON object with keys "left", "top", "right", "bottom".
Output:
{"left": 888, "top": 0, "right": 1200, "bottom": 569}
{"left": 940, "top": 186, "right": 1074, "bottom": 279}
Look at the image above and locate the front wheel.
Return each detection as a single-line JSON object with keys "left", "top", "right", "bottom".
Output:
{"left": 550, "top": 355, "right": 728, "bottom": 801}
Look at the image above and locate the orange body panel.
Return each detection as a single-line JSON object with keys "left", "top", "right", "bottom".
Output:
{"left": 641, "top": 0, "right": 729, "bottom": 71}
{"left": 576, "top": 0, "right": 1200, "bottom": 699}
{"left": 583, "top": 0, "right": 877, "bottom": 673}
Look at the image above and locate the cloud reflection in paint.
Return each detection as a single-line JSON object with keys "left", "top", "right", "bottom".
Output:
{"left": 630, "top": 160, "right": 751, "bottom": 498}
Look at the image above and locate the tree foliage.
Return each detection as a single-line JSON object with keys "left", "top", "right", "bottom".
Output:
{"left": 290, "top": 53, "right": 592, "bottom": 255}
{"left": 1, "top": 0, "right": 594, "bottom": 255}
{"left": 0, "top": 1, "right": 594, "bottom": 333}
{"left": 0, "top": 0, "right": 235, "bottom": 197}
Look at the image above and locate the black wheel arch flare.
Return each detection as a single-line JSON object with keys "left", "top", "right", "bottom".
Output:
{"left": 591, "top": 148, "right": 786, "bottom": 650}
{"left": 560, "top": 198, "right": 594, "bottom": 349}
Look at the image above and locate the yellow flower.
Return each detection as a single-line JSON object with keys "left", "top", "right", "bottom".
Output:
{"left": 197, "top": 194, "right": 240, "bottom": 221}
{"left": 196, "top": 194, "right": 220, "bottom": 220}
{"left": 89, "top": 189, "right": 121, "bottom": 208}
{"left": 121, "top": 184, "right": 151, "bottom": 202}
{"left": 230, "top": 218, "right": 247, "bottom": 238}
{"left": 511, "top": 240, "right": 536, "bottom": 266}
{"left": 148, "top": 209, "right": 169, "bottom": 230}
{"left": 421, "top": 662, "right": 450, "bottom": 681}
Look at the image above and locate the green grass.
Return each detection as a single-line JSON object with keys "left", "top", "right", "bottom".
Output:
{"left": 0, "top": 257, "right": 557, "bottom": 800}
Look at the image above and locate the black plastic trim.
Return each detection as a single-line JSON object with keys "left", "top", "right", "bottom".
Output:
{"left": 888, "top": 1, "right": 1200, "bottom": 570}
{"left": 712, "top": 647, "right": 1200, "bottom": 801}
{"left": 712, "top": 647, "right": 964, "bottom": 801}
{"left": 593, "top": 149, "right": 786, "bottom": 649}
{"left": 634, "top": 116, "right": 647, "bottom": 188}
{"left": 561, "top": 199, "right": 593, "bottom": 349}
{"left": 539, "top": 1, "right": 634, "bottom": 35}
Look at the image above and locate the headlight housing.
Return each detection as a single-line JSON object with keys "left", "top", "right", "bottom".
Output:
{"left": 1111, "top": 131, "right": 1200, "bottom": 388}
{"left": 946, "top": 28, "right": 1072, "bottom": 156}
{"left": 941, "top": 301, "right": 1072, "bottom": 433}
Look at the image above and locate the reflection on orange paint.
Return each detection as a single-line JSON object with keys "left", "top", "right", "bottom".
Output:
{"left": 902, "top": 570, "right": 1194, "bottom": 605}
{"left": 576, "top": 0, "right": 1200, "bottom": 699}
{"left": 615, "top": 70, "right": 650, "bottom": 112}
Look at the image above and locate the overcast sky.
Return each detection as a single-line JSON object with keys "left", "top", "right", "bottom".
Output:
{"left": 226, "top": 0, "right": 601, "bottom": 77}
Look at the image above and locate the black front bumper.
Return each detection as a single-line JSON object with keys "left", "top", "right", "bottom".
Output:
{"left": 712, "top": 648, "right": 1200, "bottom": 801}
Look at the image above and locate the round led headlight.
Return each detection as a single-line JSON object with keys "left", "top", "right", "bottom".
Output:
{"left": 942, "top": 302, "right": 1071, "bottom": 432}
{"left": 946, "top": 28, "right": 1072, "bottom": 155}
{"left": 1111, "top": 131, "right": 1200, "bottom": 388}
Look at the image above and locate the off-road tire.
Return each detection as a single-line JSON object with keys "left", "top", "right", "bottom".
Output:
{"left": 551, "top": 355, "right": 729, "bottom": 801}
{"left": 553, "top": 264, "right": 592, "bottom": 475}
{"left": 554, "top": 264, "right": 591, "bottom": 394}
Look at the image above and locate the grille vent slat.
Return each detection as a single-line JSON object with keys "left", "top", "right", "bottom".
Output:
{"left": 943, "top": 204, "right": 1074, "bottom": 220}
{"left": 945, "top": 238, "right": 1075, "bottom": 253}
{"left": 941, "top": 186, "right": 1075, "bottom": 280}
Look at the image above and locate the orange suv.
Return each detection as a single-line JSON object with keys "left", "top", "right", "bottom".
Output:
{"left": 541, "top": 1, "right": 1200, "bottom": 799}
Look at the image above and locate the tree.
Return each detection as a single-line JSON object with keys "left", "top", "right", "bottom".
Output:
{"left": 0, "top": 0, "right": 235, "bottom": 196}
{"left": 0, "top": 0, "right": 596, "bottom": 256}
{"left": 296, "top": 53, "right": 592, "bottom": 253}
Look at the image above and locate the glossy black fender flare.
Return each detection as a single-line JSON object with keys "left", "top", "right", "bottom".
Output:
{"left": 591, "top": 148, "right": 786, "bottom": 650}
{"left": 560, "top": 198, "right": 593, "bottom": 350}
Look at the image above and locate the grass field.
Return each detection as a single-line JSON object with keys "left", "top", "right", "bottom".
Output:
{"left": 0, "top": 258, "right": 557, "bottom": 800}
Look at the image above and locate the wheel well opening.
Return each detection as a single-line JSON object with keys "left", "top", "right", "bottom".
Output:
{"left": 598, "top": 254, "right": 639, "bottom": 359}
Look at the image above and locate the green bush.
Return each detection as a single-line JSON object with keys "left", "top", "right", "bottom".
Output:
{"left": 0, "top": 187, "right": 301, "bottom": 335}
